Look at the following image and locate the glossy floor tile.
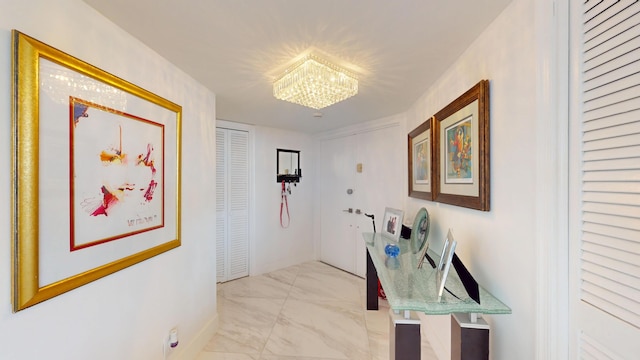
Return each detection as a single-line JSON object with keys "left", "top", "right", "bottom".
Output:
{"left": 198, "top": 261, "right": 438, "bottom": 360}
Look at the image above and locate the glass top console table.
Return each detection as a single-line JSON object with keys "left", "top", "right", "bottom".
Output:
{"left": 363, "top": 232, "right": 510, "bottom": 360}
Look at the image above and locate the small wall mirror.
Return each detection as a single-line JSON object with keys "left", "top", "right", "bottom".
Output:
{"left": 277, "top": 148, "right": 301, "bottom": 183}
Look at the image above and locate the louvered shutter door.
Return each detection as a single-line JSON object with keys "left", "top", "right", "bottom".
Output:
{"left": 227, "top": 130, "right": 249, "bottom": 280}
{"left": 575, "top": 1, "right": 640, "bottom": 357}
{"left": 215, "top": 128, "right": 249, "bottom": 282}
{"left": 216, "top": 129, "right": 228, "bottom": 282}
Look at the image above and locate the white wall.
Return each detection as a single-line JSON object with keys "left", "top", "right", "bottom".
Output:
{"left": 0, "top": 1, "right": 218, "bottom": 359}
{"left": 404, "top": 0, "right": 538, "bottom": 358}
{"left": 252, "top": 126, "right": 316, "bottom": 275}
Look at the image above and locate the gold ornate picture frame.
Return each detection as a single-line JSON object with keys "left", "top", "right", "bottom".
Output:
{"left": 11, "top": 30, "right": 182, "bottom": 311}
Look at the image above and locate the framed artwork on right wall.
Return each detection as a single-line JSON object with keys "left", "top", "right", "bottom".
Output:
{"left": 433, "top": 80, "right": 490, "bottom": 211}
{"left": 408, "top": 116, "right": 435, "bottom": 200}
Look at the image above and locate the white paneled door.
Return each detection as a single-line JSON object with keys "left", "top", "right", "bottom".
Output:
{"left": 320, "top": 124, "right": 403, "bottom": 277}
{"left": 320, "top": 135, "right": 357, "bottom": 274}
{"left": 216, "top": 127, "right": 249, "bottom": 283}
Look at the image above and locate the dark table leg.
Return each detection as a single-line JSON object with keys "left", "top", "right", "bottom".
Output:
{"left": 390, "top": 310, "right": 421, "bottom": 360}
{"left": 366, "top": 249, "right": 379, "bottom": 310}
{"left": 451, "top": 313, "right": 490, "bottom": 360}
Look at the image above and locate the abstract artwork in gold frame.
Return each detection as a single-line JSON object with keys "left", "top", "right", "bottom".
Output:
{"left": 11, "top": 30, "right": 182, "bottom": 311}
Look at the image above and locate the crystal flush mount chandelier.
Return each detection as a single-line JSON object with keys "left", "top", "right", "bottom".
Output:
{"left": 273, "top": 53, "right": 358, "bottom": 110}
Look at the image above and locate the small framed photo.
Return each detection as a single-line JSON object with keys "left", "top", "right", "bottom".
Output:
{"left": 381, "top": 207, "right": 404, "bottom": 241}
{"left": 436, "top": 229, "right": 457, "bottom": 302}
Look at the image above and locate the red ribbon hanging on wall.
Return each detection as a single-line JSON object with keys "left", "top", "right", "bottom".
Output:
{"left": 280, "top": 181, "right": 290, "bottom": 228}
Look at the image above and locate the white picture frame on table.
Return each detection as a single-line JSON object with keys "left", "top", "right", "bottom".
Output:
{"left": 436, "top": 229, "right": 457, "bottom": 302}
{"left": 381, "top": 207, "right": 404, "bottom": 241}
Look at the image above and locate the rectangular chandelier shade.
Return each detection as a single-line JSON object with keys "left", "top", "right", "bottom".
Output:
{"left": 273, "top": 54, "right": 358, "bottom": 110}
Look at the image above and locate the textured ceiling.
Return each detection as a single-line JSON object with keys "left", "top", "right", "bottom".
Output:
{"left": 83, "top": 0, "right": 512, "bottom": 134}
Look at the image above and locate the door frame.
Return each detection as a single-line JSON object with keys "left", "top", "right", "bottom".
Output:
{"left": 216, "top": 120, "right": 256, "bottom": 277}
{"left": 534, "top": 0, "right": 570, "bottom": 358}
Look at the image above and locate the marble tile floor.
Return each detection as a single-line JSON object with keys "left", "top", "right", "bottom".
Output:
{"left": 197, "top": 261, "right": 438, "bottom": 360}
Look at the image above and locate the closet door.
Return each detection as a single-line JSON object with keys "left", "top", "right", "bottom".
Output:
{"left": 216, "top": 128, "right": 249, "bottom": 282}
{"left": 569, "top": 1, "right": 640, "bottom": 357}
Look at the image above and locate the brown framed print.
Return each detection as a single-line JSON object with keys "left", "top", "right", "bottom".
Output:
{"left": 11, "top": 30, "right": 182, "bottom": 311}
{"left": 433, "top": 80, "right": 490, "bottom": 211}
{"left": 408, "top": 116, "right": 435, "bottom": 200}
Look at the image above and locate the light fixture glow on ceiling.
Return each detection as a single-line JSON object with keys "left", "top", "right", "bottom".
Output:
{"left": 273, "top": 54, "right": 358, "bottom": 110}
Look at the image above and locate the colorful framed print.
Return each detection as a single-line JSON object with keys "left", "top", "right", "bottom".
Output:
{"left": 381, "top": 207, "right": 404, "bottom": 241}
{"left": 71, "top": 97, "right": 165, "bottom": 250}
{"left": 433, "top": 80, "right": 490, "bottom": 211}
{"left": 11, "top": 31, "right": 182, "bottom": 311}
{"left": 444, "top": 116, "right": 473, "bottom": 184}
{"left": 408, "top": 117, "right": 434, "bottom": 200}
